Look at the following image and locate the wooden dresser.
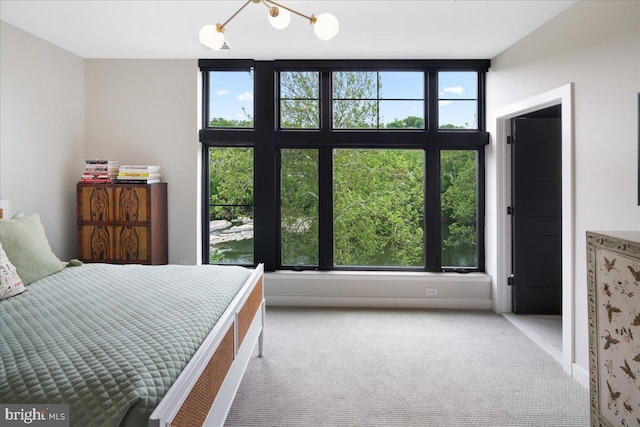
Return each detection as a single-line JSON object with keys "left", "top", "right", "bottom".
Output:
{"left": 77, "top": 183, "right": 168, "bottom": 265}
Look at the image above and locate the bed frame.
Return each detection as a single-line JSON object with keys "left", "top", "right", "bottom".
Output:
{"left": 149, "top": 263, "right": 265, "bottom": 427}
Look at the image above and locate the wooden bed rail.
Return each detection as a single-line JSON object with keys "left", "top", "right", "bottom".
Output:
{"left": 149, "top": 264, "right": 265, "bottom": 427}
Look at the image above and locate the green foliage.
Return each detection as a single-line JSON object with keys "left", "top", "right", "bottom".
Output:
{"left": 209, "top": 248, "right": 225, "bottom": 263}
{"left": 332, "top": 72, "right": 378, "bottom": 128}
{"left": 441, "top": 150, "right": 477, "bottom": 266}
{"left": 385, "top": 116, "right": 424, "bottom": 129}
{"left": 333, "top": 149, "right": 424, "bottom": 266}
{"left": 439, "top": 123, "right": 462, "bottom": 129}
{"left": 209, "top": 117, "right": 252, "bottom": 128}
{"left": 209, "top": 107, "right": 253, "bottom": 128}
{"left": 280, "top": 149, "right": 319, "bottom": 265}
{"left": 280, "top": 72, "right": 320, "bottom": 128}
{"left": 209, "top": 147, "right": 253, "bottom": 221}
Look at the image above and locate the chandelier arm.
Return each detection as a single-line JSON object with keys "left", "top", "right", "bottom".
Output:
{"left": 219, "top": 0, "right": 253, "bottom": 31}
{"left": 264, "top": 0, "right": 316, "bottom": 23}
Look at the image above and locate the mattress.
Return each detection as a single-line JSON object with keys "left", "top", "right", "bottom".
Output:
{"left": 0, "top": 263, "right": 252, "bottom": 427}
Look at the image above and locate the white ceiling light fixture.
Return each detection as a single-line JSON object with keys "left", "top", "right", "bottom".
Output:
{"left": 199, "top": 0, "right": 339, "bottom": 50}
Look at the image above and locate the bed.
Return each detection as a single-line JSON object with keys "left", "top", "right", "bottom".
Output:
{"left": 0, "top": 213, "right": 265, "bottom": 427}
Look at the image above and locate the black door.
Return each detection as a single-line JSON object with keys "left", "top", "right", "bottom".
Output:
{"left": 510, "top": 116, "right": 562, "bottom": 314}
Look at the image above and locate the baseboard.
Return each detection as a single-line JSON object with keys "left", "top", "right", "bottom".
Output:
{"left": 266, "top": 296, "right": 493, "bottom": 309}
{"left": 572, "top": 363, "right": 589, "bottom": 389}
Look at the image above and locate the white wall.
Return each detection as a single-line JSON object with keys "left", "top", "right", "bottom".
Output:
{"left": 84, "top": 60, "right": 201, "bottom": 264}
{"left": 0, "top": 21, "right": 85, "bottom": 261}
{"left": 0, "top": 23, "right": 201, "bottom": 266}
{"left": 486, "top": 0, "right": 640, "bottom": 379}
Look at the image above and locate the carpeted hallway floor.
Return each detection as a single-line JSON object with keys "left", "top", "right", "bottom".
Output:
{"left": 225, "top": 307, "right": 589, "bottom": 427}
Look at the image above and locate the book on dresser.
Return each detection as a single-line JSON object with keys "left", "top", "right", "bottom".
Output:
{"left": 117, "top": 165, "right": 161, "bottom": 184}
{"left": 76, "top": 182, "right": 168, "bottom": 265}
{"left": 80, "top": 159, "right": 119, "bottom": 183}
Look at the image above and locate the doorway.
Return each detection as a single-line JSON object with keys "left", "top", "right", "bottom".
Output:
{"left": 492, "top": 83, "right": 577, "bottom": 380}
{"left": 510, "top": 106, "right": 562, "bottom": 314}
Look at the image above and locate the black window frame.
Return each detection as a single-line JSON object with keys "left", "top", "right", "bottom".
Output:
{"left": 199, "top": 59, "right": 489, "bottom": 273}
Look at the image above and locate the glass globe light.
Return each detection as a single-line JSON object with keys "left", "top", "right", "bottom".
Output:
{"left": 268, "top": 7, "right": 291, "bottom": 30}
{"left": 199, "top": 24, "right": 225, "bottom": 50}
{"left": 313, "top": 13, "right": 339, "bottom": 41}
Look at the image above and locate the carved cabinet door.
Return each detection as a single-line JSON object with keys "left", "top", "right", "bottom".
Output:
{"left": 78, "top": 225, "right": 114, "bottom": 261}
{"left": 114, "top": 186, "right": 149, "bottom": 222}
{"left": 78, "top": 186, "right": 114, "bottom": 222}
{"left": 114, "top": 226, "right": 149, "bottom": 263}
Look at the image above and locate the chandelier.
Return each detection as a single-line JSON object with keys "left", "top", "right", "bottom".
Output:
{"left": 199, "top": 0, "right": 339, "bottom": 50}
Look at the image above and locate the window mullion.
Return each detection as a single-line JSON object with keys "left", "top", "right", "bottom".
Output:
{"left": 478, "top": 71, "right": 486, "bottom": 132}
{"left": 318, "top": 147, "right": 333, "bottom": 270}
{"left": 425, "top": 147, "right": 441, "bottom": 271}
{"left": 476, "top": 148, "right": 486, "bottom": 272}
{"left": 317, "top": 71, "right": 333, "bottom": 270}
{"left": 201, "top": 144, "right": 211, "bottom": 263}
{"left": 320, "top": 71, "right": 332, "bottom": 131}
{"left": 253, "top": 61, "right": 277, "bottom": 271}
{"left": 202, "top": 72, "right": 210, "bottom": 130}
{"left": 427, "top": 72, "right": 438, "bottom": 131}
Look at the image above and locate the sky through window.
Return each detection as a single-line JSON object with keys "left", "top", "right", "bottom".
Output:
{"left": 208, "top": 70, "right": 478, "bottom": 129}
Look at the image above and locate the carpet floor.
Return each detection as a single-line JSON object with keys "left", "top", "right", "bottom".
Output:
{"left": 225, "top": 307, "right": 589, "bottom": 427}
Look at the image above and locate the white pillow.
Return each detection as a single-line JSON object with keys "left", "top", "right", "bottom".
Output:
{"left": 0, "top": 241, "right": 27, "bottom": 300}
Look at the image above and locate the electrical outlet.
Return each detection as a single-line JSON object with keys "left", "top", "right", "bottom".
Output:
{"left": 426, "top": 288, "right": 438, "bottom": 296}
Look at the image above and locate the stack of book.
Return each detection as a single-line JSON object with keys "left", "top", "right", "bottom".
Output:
{"left": 80, "top": 160, "right": 119, "bottom": 183}
{"left": 107, "top": 161, "right": 120, "bottom": 180}
{"left": 117, "top": 165, "right": 161, "bottom": 184}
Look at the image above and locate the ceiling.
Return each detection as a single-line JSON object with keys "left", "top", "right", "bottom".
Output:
{"left": 0, "top": 0, "right": 577, "bottom": 60}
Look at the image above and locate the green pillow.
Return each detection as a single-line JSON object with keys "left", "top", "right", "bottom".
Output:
{"left": 0, "top": 213, "right": 65, "bottom": 285}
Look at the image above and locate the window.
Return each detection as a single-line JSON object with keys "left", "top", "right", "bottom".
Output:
{"left": 208, "top": 147, "right": 254, "bottom": 264}
{"left": 438, "top": 71, "right": 478, "bottom": 130}
{"left": 200, "top": 59, "right": 489, "bottom": 272}
{"left": 280, "top": 72, "right": 320, "bottom": 129}
{"left": 333, "top": 149, "right": 424, "bottom": 267}
{"left": 280, "top": 149, "right": 319, "bottom": 266}
{"left": 441, "top": 150, "right": 477, "bottom": 268}
{"left": 332, "top": 72, "right": 424, "bottom": 129}
{"left": 207, "top": 70, "right": 254, "bottom": 128}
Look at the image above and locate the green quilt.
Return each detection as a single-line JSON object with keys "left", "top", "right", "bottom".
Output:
{"left": 0, "top": 263, "right": 252, "bottom": 426}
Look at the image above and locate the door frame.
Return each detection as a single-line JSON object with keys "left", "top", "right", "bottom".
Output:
{"left": 493, "top": 84, "right": 574, "bottom": 375}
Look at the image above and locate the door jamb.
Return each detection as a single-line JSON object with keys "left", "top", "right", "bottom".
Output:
{"left": 493, "top": 84, "right": 574, "bottom": 375}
